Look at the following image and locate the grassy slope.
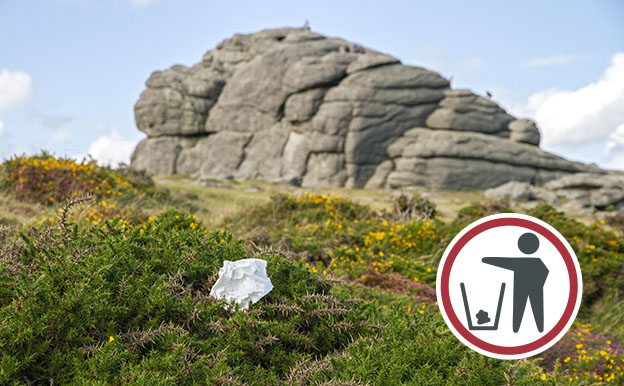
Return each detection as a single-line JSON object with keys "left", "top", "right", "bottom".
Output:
{"left": 153, "top": 175, "right": 489, "bottom": 227}
{"left": 1, "top": 156, "right": 623, "bottom": 385}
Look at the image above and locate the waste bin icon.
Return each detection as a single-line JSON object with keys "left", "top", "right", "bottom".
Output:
{"left": 460, "top": 282, "right": 506, "bottom": 330}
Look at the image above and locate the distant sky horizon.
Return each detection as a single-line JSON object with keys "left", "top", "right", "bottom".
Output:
{"left": 1, "top": 0, "right": 623, "bottom": 170}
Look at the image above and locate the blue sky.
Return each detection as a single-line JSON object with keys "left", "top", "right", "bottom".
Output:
{"left": 1, "top": 0, "right": 623, "bottom": 169}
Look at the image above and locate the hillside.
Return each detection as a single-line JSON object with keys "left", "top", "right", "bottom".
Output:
{"left": 0, "top": 154, "right": 623, "bottom": 384}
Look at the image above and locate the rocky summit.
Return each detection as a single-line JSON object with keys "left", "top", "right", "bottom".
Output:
{"left": 130, "top": 27, "right": 604, "bottom": 190}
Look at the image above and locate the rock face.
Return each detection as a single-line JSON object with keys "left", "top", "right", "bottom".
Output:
{"left": 485, "top": 173, "right": 624, "bottom": 212}
{"left": 131, "top": 27, "right": 603, "bottom": 190}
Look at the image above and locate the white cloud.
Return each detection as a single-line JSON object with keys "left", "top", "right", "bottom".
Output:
{"left": 514, "top": 52, "right": 624, "bottom": 148}
{"left": 0, "top": 69, "right": 32, "bottom": 146}
{"left": 524, "top": 55, "right": 579, "bottom": 68}
{"left": 86, "top": 129, "right": 140, "bottom": 166}
{"left": 605, "top": 123, "right": 624, "bottom": 169}
{"left": 0, "top": 69, "right": 32, "bottom": 111}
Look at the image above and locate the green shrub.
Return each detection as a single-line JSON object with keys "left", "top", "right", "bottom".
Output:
{"left": 0, "top": 209, "right": 379, "bottom": 384}
{"left": 0, "top": 204, "right": 548, "bottom": 384}
{"left": 0, "top": 153, "right": 188, "bottom": 216}
{"left": 3, "top": 170, "right": 622, "bottom": 384}
{"left": 1, "top": 153, "right": 145, "bottom": 205}
{"left": 225, "top": 194, "right": 444, "bottom": 286}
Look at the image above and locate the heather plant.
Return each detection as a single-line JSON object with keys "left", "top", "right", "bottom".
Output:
{"left": 539, "top": 323, "right": 624, "bottom": 384}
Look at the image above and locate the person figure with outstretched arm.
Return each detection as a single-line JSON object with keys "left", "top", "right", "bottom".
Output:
{"left": 482, "top": 233, "right": 549, "bottom": 333}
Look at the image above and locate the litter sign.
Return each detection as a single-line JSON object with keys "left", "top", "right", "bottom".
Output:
{"left": 436, "top": 213, "right": 582, "bottom": 359}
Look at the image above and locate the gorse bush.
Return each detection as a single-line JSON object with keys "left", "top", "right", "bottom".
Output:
{"left": 0, "top": 207, "right": 543, "bottom": 385}
{"left": 0, "top": 209, "right": 382, "bottom": 384}
{"left": 0, "top": 212, "right": 366, "bottom": 384}
{"left": 227, "top": 194, "right": 443, "bottom": 290}
{"left": 0, "top": 153, "right": 168, "bottom": 207}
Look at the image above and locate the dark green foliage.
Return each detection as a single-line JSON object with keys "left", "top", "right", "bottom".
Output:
{"left": 0, "top": 206, "right": 545, "bottom": 384}
{"left": 3, "top": 151, "right": 623, "bottom": 385}
{"left": 0, "top": 210, "right": 378, "bottom": 384}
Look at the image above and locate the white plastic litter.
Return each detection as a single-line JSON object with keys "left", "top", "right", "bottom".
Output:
{"left": 210, "top": 258, "right": 274, "bottom": 310}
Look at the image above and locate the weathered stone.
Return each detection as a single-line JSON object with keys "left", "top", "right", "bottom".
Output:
{"left": 485, "top": 181, "right": 534, "bottom": 201}
{"left": 283, "top": 53, "right": 354, "bottom": 92}
{"left": 284, "top": 88, "right": 326, "bottom": 122}
{"left": 545, "top": 173, "right": 624, "bottom": 190}
{"left": 391, "top": 128, "right": 588, "bottom": 173}
{"left": 302, "top": 153, "right": 346, "bottom": 186}
{"left": 341, "top": 63, "right": 449, "bottom": 89}
{"left": 364, "top": 160, "right": 394, "bottom": 188}
{"left": 235, "top": 123, "right": 289, "bottom": 182}
{"left": 425, "top": 89, "right": 514, "bottom": 135}
{"left": 134, "top": 87, "right": 214, "bottom": 137}
{"left": 346, "top": 53, "right": 399, "bottom": 74}
{"left": 484, "top": 181, "right": 558, "bottom": 205}
{"left": 130, "top": 137, "right": 198, "bottom": 175}
{"left": 386, "top": 170, "right": 427, "bottom": 188}
{"left": 509, "top": 118, "right": 540, "bottom": 146}
{"left": 130, "top": 27, "right": 613, "bottom": 195}
{"left": 176, "top": 144, "right": 201, "bottom": 177}
{"left": 345, "top": 104, "right": 438, "bottom": 165}
{"left": 590, "top": 188, "right": 624, "bottom": 209}
{"left": 555, "top": 189, "right": 592, "bottom": 209}
{"left": 425, "top": 158, "right": 538, "bottom": 190}
{"left": 311, "top": 102, "right": 353, "bottom": 135}
{"left": 534, "top": 189, "right": 559, "bottom": 206}
{"left": 198, "top": 131, "right": 252, "bottom": 180}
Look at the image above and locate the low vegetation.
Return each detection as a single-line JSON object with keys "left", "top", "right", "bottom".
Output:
{"left": 0, "top": 153, "right": 623, "bottom": 385}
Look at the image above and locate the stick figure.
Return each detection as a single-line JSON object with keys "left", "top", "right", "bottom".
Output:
{"left": 482, "top": 233, "right": 549, "bottom": 333}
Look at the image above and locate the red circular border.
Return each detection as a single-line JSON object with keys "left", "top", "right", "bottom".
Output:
{"left": 440, "top": 217, "right": 579, "bottom": 355}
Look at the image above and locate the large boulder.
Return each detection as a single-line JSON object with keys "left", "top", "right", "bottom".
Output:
{"left": 546, "top": 173, "right": 624, "bottom": 210}
{"left": 130, "top": 27, "right": 604, "bottom": 189}
{"left": 485, "top": 173, "right": 624, "bottom": 213}
{"left": 484, "top": 181, "right": 558, "bottom": 206}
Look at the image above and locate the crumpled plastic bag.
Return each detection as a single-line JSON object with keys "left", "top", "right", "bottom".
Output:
{"left": 210, "top": 258, "right": 274, "bottom": 310}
